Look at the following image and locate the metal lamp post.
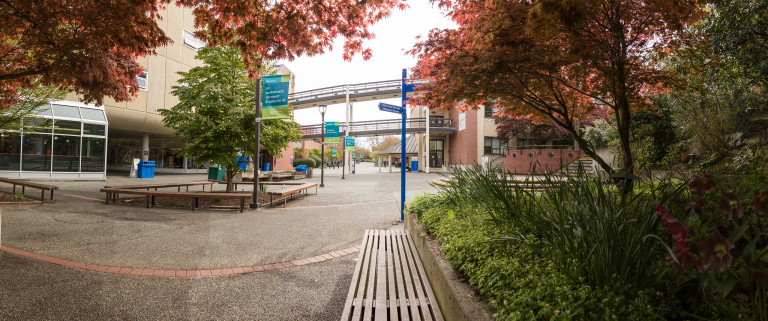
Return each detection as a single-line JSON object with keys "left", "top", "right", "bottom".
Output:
{"left": 319, "top": 104, "right": 327, "bottom": 187}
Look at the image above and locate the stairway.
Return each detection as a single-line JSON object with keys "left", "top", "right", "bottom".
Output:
{"left": 561, "top": 157, "right": 595, "bottom": 175}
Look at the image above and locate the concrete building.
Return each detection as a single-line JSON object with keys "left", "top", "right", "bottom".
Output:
{"left": 0, "top": 6, "right": 299, "bottom": 179}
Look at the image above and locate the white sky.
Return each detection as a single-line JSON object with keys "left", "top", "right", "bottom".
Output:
{"left": 281, "top": 0, "right": 455, "bottom": 131}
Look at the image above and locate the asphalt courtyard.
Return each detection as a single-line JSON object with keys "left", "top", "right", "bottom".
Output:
{"left": 0, "top": 162, "right": 441, "bottom": 320}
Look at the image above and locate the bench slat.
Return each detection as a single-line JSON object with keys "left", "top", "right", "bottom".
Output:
{"left": 394, "top": 231, "right": 420, "bottom": 321}
{"left": 385, "top": 231, "right": 400, "bottom": 321}
{"left": 404, "top": 232, "right": 441, "bottom": 321}
{"left": 390, "top": 231, "right": 410, "bottom": 321}
{"left": 407, "top": 233, "right": 444, "bottom": 320}
{"left": 361, "top": 230, "right": 380, "bottom": 321}
{"left": 346, "top": 230, "right": 375, "bottom": 321}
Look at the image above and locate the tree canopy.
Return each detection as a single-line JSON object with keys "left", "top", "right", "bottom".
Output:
{"left": 160, "top": 46, "right": 302, "bottom": 192}
{"left": 411, "top": 0, "right": 701, "bottom": 175}
{"left": 1, "top": 0, "right": 404, "bottom": 108}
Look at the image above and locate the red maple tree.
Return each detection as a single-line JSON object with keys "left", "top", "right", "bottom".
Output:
{"left": 0, "top": 0, "right": 171, "bottom": 109}
{"left": 410, "top": 0, "right": 701, "bottom": 175}
{"left": 1, "top": 0, "right": 405, "bottom": 109}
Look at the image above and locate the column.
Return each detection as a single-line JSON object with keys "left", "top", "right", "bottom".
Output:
{"left": 388, "top": 155, "right": 392, "bottom": 173}
{"left": 345, "top": 86, "right": 351, "bottom": 175}
{"left": 378, "top": 156, "right": 381, "bottom": 173}
{"left": 425, "top": 106, "right": 430, "bottom": 173}
{"left": 142, "top": 133, "right": 149, "bottom": 161}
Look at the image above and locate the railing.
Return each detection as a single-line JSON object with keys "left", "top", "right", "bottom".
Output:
{"left": 509, "top": 145, "right": 577, "bottom": 150}
{"left": 300, "top": 118, "right": 454, "bottom": 137}
{"left": 288, "top": 79, "right": 401, "bottom": 104}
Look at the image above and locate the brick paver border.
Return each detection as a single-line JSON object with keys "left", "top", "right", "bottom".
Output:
{"left": 0, "top": 245, "right": 361, "bottom": 278}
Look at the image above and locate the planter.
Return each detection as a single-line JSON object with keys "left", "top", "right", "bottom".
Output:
{"left": 405, "top": 212, "right": 494, "bottom": 321}
{"left": 291, "top": 174, "right": 306, "bottom": 180}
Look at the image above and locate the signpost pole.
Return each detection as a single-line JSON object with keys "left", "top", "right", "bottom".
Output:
{"left": 399, "top": 69, "right": 407, "bottom": 223}
{"left": 250, "top": 72, "right": 262, "bottom": 209}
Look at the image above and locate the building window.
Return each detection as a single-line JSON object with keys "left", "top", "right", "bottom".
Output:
{"left": 484, "top": 104, "right": 500, "bottom": 118}
{"left": 183, "top": 29, "right": 206, "bottom": 50}
{"left": 0, "top": 132, "right": 21, "bottom": 171}
{"left": 484, "top": 137, "right": 507, "bottom": 155}
{"left": 136, "top": 71, "right": 148, "bottom": 91}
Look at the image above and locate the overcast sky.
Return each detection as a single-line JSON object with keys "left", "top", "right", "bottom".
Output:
{"left": 281, "top": 0, "right": 455, "bottom": 131}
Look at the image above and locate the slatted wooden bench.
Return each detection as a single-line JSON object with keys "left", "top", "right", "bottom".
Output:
{"left": 104, "top": 181, "right": 215, "bottom": 192}
{"left": 341, "top": 230, "right": 444, "bottom": 321}
{"left": 0, "top": 177, "right": 59, "bottom": 202}
{"left": 265, "top": 182, "right": 318, "bottom": 207}
{"left": 100, "top": 188, "right": 251, "bottom": 213}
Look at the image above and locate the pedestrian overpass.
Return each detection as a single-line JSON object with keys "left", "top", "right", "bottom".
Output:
{"left": 288, "top": 77, "right": 452, "bottom": 174}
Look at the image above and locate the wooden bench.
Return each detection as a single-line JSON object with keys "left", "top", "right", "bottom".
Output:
{"left": 270, "top": 173, "right": 293, "bottom": 181}
{"left": 100, "top": 188, "right": 251, "bottom": 213}
{"left": 104, "top": 181, "right": 214, "bottom": 192}
{"left": 341, "top": 230, "right": 444, "bottom": 321}
{"left": 265, "top": 182, "right": 318, "bottom": 207}
{"left": 0, "top": 177, "right": 59, "bottom": 202}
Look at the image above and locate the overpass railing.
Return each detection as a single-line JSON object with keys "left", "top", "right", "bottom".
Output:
{"left": 300, "top": 118, "right": 454, "bottom": 137}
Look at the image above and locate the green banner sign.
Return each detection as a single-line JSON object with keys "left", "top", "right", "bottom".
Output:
{"left": 345, "top": 136, "right": 355, "bottom": 151}
{"left": 261, "top": 74, "right": 291, "bottom": 119}
{"left": 325, "top": 121, "right": 339, "bottom": 143}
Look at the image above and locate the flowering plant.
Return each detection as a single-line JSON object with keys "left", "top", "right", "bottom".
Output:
{"left": 655, "top": 173, "right": 768, "bottom": 318}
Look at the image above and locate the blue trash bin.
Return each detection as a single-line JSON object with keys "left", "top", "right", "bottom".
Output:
{"left": 138, "top": 161, "right": 156, "bottom": 178}
{"left": 411, "top": 160, "right": 419, "bottom": 172}
{"left": 295, "top": 165, "right": 307, "bottom": 173}
{"left": 263, "top": 163, "right": 271, "bottom": 171}
{"left": 236, "top": 156, "right": 248, "bottom": 171}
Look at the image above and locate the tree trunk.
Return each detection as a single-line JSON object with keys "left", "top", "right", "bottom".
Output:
{"left": 225, "top": 170, "right": 234, "bottom": 193}
{"left": 568, "top": 127, "right": 615, "bottom": 175}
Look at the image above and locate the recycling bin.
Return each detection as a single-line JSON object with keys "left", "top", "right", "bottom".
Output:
{"left": 208, "top": 165, "right": 225, "bottom": 181}
{"left": 263, "top": 163, "right": 271, "bottom": 172}
{"left": 295, "top": 165, "right": 307, "bottom": 173}
{"left": 137, "top": 161, "right": 156, "bottom": 178}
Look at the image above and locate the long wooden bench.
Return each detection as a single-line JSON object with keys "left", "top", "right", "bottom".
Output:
{"left": 0, "top": 177, "right": 59, "bottom": 202}
{"left": 341, "top": 230, "right": 444, "bottom": 321}
{"left": 100, "top": 188, "right": 251, "bottom": 213}
{"left": 104, "top": 181, "right": 214, "bottom": 192}
{"left": 265, "top": 182, "right": 318, "bottom": 207}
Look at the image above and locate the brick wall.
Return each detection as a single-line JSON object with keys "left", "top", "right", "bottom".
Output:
{"left": 504, "top": 148, "right": 581, "bottom": 174}
{"left": 448, "top": 108, "right": 479, "bottom": 165}
{"left": 272, "top": 142, "right": 295, "bottom": 171}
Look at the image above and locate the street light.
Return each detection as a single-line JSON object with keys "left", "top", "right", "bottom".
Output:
{"left": 319, "top": 104, "right": 327, "bottom": 187}
{"left": 250, "top": 58, "right": 263, "bottom": 209}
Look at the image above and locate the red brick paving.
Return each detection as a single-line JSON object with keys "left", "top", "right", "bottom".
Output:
{"left": 0, "top": 245, "right": 360, "bottom": 279}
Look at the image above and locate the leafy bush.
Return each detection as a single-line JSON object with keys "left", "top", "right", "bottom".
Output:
{"left": 293, "top": 158, "right": 316, "bottom": 168}
{"left": 309, "top": 155, "right": 322, "bottom": 167}
{"left": 414, "top": 192, "right": 676, "bottom": 320}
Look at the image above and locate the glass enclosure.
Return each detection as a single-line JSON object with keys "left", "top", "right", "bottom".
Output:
{"left": 0, "top": 101, "right": 108, "bottom": 178}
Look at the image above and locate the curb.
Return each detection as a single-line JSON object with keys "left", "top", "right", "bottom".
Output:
{"left": 0, "top": 245, "right": 361, "bottom": 278}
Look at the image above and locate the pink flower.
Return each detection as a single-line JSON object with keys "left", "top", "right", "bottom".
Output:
{"left": 754, "top": 191, "right": 768, "bottom": 214}
{"left": 697, "top": 229, "right": 734, "bottom": 272}
{"left": 685, "top": 198, "right": 707, "bottom": 214}
{"left": 718, "top": 192, "right": 744, "bottom": 220}
{"left": 689, "top": 173, "right": 714, "bottom": 192}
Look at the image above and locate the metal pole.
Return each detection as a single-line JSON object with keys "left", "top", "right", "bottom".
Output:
{"left": 320, "top": 113, "right": 325, "bottom": 187}
{"left": 399, "top": 69, "right": 407, "bottom": 223}
{"left": 250, "top": 75, "right": 261, "bottom": 209}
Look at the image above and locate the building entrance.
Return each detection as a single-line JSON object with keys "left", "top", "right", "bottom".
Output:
{"left": 429, "top": 140, "right": 444, "bottom": 168}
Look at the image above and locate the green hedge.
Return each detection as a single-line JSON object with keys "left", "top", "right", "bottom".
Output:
{"left": 294, "top": 158, "right": 316, "bottom": 168}
{"left": 309, "top": 155, "right": 322, "bottom": 167}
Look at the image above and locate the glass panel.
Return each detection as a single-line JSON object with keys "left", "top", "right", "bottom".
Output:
{"left": 108, "top": 137, "right": 141, "bottom": 166}
{"left": 52, "top": 135, "right": 80, "bottom": 172}
{"left": 23, "top": 118, "right": 53, "bottom": 133}
{"left": 0, "top": 132, "right": 20, "bottom": 170}
{"left": 54, "top": 120, "right": 81, "bottom": 135}
{"left": 83, "top": 123, "right": 105, "bottom": 136}
{"left": 52, "top": 104, "right": 81, "bottom": 119}
{"left": 149, "top": 138, "right": 185, "bottom": 169}
{"left": 81, "top": 137, "right": 105, "bottom": 172}
{"left": 35, "top": 105, "right": 53, "bottom": 116}
{"left": 80, "top": 108, "right": 106, "bottom": 122}
{"left": 22, "top": 134, "right": 51, "bottom": 171}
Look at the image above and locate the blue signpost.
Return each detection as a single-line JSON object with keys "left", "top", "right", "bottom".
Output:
{"left": 399, "top": 69, "right": 408, "bottom": 222}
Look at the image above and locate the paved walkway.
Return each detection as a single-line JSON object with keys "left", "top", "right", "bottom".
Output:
{"left": 0, "top": 163, "right": 441, "bottom": 320}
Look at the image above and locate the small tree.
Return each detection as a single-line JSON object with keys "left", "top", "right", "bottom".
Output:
{"left": 160, "top": 46, "right": 301, "bottom": 192}
{"left": 1, "top": 83, "right": 67, "bottom": 130}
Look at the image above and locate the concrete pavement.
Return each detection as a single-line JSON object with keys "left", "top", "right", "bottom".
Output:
{"left": 0, "top": 162, "right": 442, "bottom": 320}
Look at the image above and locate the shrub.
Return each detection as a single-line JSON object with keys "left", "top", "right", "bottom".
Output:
{"left": 293, "top": 158, "right": 316, "bottom": 168}
{"left": 309, "top": 155, "right": 322, "bottom": 167}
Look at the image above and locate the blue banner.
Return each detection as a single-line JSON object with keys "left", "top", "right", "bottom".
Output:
{"left": 325, "top": 121, "right": 339, "bottom": 143}
{"left": 345, "top": 136, "right": 355, "bottom": 151}
{"left": 262, "top": 74, "right": 291, "bottom": 119}
{"left": 332, "top": 150, "right": 337, "bottom": 156}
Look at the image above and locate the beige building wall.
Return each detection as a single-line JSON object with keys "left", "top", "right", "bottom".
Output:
{"left": 64, "top": 5, "right": 203, "bottom": 137}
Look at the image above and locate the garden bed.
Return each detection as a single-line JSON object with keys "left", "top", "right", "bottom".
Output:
{"left": 0, "top": 192, "right": 38, "bottom": 204}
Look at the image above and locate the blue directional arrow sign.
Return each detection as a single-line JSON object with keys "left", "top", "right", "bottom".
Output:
{"left": 378, "top": 102, "right": 404, "bottom": 114}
